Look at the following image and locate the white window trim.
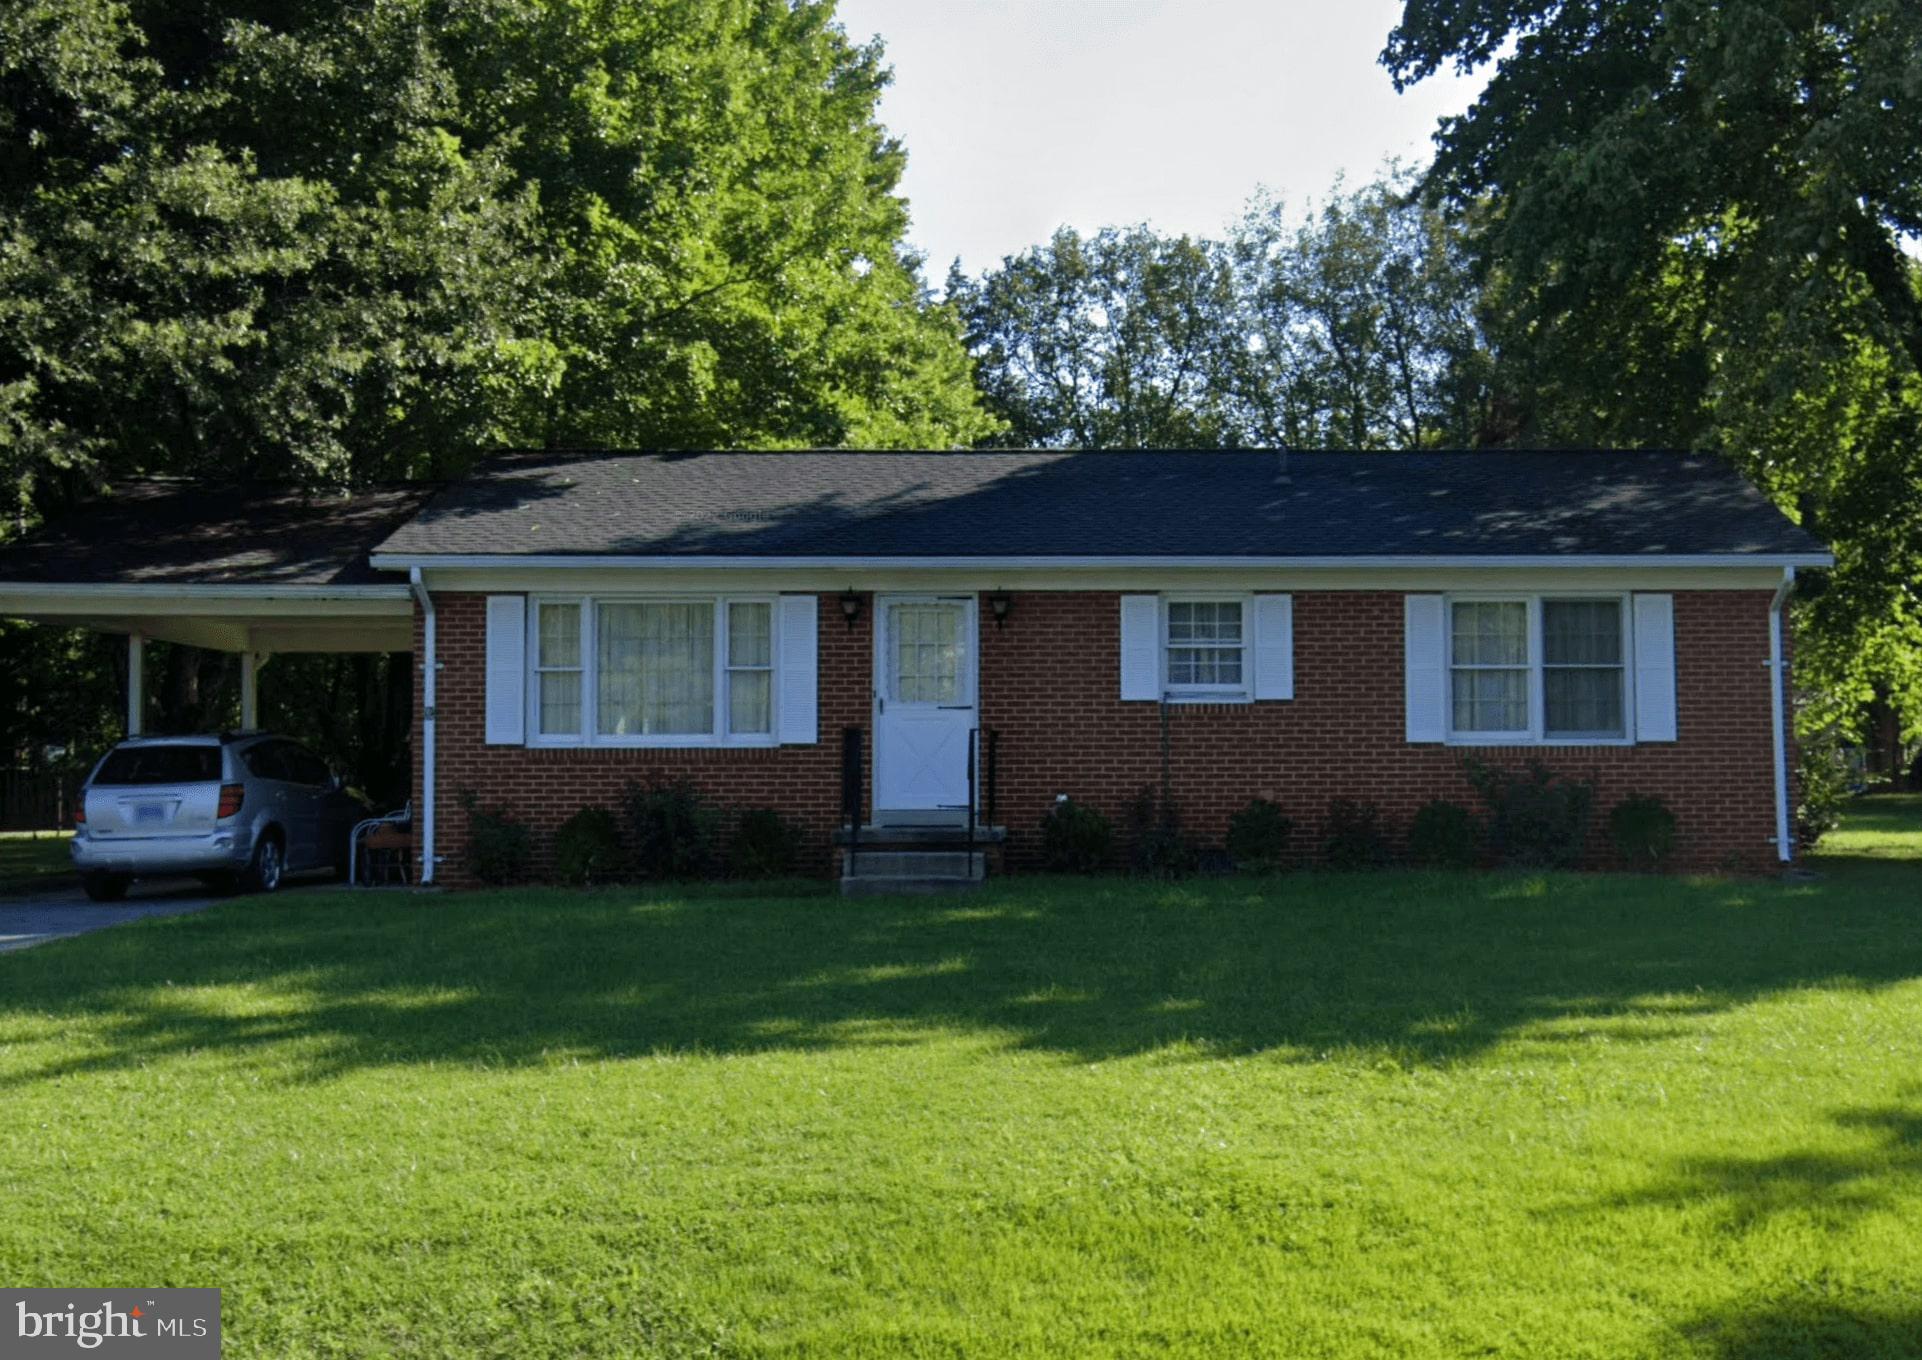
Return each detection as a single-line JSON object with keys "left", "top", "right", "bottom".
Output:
{"left": 526, "top": 594, "right": 779, "bottom": 748}
{"left": 1445, "top": 592, "right": 1636, "bottom": 746}
{"left": 1162, "top": 594, "right": 1252, "bottom": 703}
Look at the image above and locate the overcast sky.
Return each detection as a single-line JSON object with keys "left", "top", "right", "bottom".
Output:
{"left": 833, "top": 0, "right": 1489, "bottom": 278}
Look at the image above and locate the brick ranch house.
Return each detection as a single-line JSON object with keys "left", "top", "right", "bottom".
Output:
{"left": 0, "top": 450, "right": 1831, "bottom": 886}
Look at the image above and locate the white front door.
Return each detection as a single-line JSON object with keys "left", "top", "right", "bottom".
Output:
{"left": 874, "top": 594, "right": 977, "bottom": 821}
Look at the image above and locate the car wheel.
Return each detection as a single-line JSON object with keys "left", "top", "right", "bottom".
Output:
{"left": 241, "top": 833, "right": 285, "bottom": 895}
{"left": 81, "top": 872, "right": 129, "bottom": 903}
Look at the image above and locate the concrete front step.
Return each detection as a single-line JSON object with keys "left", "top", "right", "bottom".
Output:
{"left": 839, "top": 848, "right": 987, "bottom": 897}
{"left": 833, "top": 824, "right": 1007, "bottom": 847}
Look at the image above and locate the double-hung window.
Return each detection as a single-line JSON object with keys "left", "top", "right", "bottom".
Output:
{"left": 530, "top": 596, "right": 775, "bottom": 746}
{"left": 1165, "top": 598, "right": 1247, "bottom": 700}
{"left": 1448, "top": 595, "right": 1628, "bottom": 742}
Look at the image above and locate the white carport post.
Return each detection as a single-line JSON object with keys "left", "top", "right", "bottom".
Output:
{"left": 239, "top": 651, "right": 262, "bottom": 728}
{"left": 126, "top": 633, "right": 145, "bottom": 736}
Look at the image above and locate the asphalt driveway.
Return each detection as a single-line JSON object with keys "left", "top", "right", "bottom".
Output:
{"left": 0, "top": 877, "right": 333, "bottom": 953}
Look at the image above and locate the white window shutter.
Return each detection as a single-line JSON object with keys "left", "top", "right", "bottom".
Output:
{"left": 1119, "top": 595, "right": 1161, "bottom": 700}
{"left": 484, "top": 595, "right": 527, "bottom": 745}
{"left": 1633, "top": 593, "right": 1677, "bottom": 742}
{"left": 1252, "top": 594, "right": 1294, "bottom": 700}
{"left": 777, "top": 595, "right": 818, "bottom": 744}
{"left": 1404, "top": 594, "right": 1447, "bottom": 743}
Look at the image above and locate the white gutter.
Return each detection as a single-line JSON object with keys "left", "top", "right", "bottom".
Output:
{"left": 408, "top": 567, "right": 437, "bottom": 886}
{"left": 1768, "top": 566, "right": 1796, "bottom": 864}
{"left": 0, "top": 582, "right": 412, "bottom": 600}
{"left": 372, "top": 551, "right": 1836, "bottom": 572}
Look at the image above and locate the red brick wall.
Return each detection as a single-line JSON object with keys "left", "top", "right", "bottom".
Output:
{"left": 416, "top": 588, "right": 1794, "bottom": 884}
{"left": 416, "top": 593, "right": 865, "bottom": 883}
{"left": 980, "top": 590, "right": 1789, "bottom": 875}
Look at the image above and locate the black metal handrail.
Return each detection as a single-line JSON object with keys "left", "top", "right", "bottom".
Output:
{"left": 982, "top": 728, "right": 998, "bottom": 830}
{"left": 965, "top": 727, "right": 977, "bottom": 864}
{"left": 840, "top": 726, "right": 864, "bottom": 873}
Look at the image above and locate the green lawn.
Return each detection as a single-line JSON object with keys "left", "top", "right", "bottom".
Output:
{"left": 2, "top": 804, "right": 1919, "bottom": 1358}
{"left": 0, "top": 829, "right": 72, "bottom": 891}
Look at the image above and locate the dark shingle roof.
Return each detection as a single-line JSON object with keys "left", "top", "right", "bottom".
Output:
{"left": 0, "top": 481, "right": 434, "bottom": 586}
{"left": 374, "top": 450, "right": 1827, "bottom": 561}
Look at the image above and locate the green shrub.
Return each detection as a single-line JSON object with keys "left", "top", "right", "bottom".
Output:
{"left": 730, "top": 807, "right": 803, "bottom": 879}
{"left": 1225, "top": 798, "right": 1294, "bottom": 874}
{"left": 1795, "top": 726, "right": 1849, "bottom": 850}
{"left": 1322, "top": 798, "right": 1392, "bottom": 870}
{"left": 1462, "top": 758, "right": 1595, "bottom": 870}
{"left": 1125, "top": 786, "right": 1199, "bottom": 880}
{"left": 623, "top": 778, "right": 722, "bottom": 880}
{"left": 1040, "top": 796, "right": 1114, "bottom": 873}
{"left": 459, "top": 790, "right": 532, "bottom": 885}
{"left": 1608, "top": 793, "right": 1678, "bottom": 869}
{"left": 553, "top": 807, "right": 627, "bottom": 886}
{"left": 1408, "top": 799, "right": 1478, "bottom": 869}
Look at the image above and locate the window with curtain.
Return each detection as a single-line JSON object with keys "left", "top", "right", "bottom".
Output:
{"left": 1542, "top": 599, "right": 1625, "bottom": 737}
{"left": 528, "top": 596, "right": 775, "bottom": 745}
{"left": 1450, "top": 600, "right": 1529, "bottom": 734}
{"left": 1447, "top": 597, "right": 1627, "bottom": 740}
{"left": 535, "top": 601, "right": 583, "bottom": 736}
{"left": 1166, "top": 599, "right": 1244, "bottom": 692}
{"left": 598, "top": 602, "right": 714, "bottom": 736}
{"left": 726, "top": 601, "right": 773, "bottom": 735}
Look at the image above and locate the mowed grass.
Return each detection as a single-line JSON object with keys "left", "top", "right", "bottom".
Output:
{"left": 2, "top": 806, "right": 1920, "bottom": 1358}
{"left": 0, "top": 829, "right": 72, "bottom": 891}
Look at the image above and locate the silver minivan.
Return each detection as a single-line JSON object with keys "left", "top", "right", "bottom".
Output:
{"left": 71, "top": 734, "right": 366, "bottom": 901}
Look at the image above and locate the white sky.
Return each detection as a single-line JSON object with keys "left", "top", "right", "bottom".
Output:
{"left": 833, "top": 0, "right": 1489, "bottom": 278}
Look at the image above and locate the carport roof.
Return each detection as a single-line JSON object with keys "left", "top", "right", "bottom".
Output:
{"left": 0, "top": 480, "right": 435, "bottom": 586}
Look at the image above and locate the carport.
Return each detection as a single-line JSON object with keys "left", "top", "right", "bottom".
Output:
{"left": 0, "top": 481, "right": 430, "bottom": 865}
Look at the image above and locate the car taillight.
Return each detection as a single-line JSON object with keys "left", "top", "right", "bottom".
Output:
{"left": 73, "top": 798, "right": 86, "bottom": 825}
{"left": 217, "top": 783, "right": 245, "bottom": 818}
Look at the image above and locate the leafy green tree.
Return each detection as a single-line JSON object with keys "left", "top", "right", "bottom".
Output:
{"left": 0, "top": 0, "right": 995, "bottom": 792}
{"left": 950, "top": 226, "right": 1243, "bottom": 448}
{"left": 1230, "top": 177, "right": 1493, "bottom": 449}
{"left": 952, "top": 178, "right": 1492, "bottom": 450}
{"left": 1384, "top": 0, "right": 1922, "bottom": 736}
{"left": 0, "top": 0, "right": 995, "bottom": 507}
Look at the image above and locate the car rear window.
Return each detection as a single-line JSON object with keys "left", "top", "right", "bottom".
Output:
{"left": 93, "top": 745, "right": 223, "bottom": 785}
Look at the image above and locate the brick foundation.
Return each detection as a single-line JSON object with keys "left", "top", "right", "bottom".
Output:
{"left": 416, "top": 589, "right": 1795, "bottom": 885}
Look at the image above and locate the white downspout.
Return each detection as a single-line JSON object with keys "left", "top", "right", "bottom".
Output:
{"left": 409, "top": 567, "right": 437, "bottom": 885}
{"left": 1768, "top": 566, "right": 1796, "bottom": 864}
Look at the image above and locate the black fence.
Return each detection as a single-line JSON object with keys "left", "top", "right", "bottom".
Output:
{"left": 1, "top": 771, "right": 73, "bottom": 832}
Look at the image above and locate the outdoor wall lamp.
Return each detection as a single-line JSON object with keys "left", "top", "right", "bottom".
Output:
{"left": 840, "top": 589, "right": 864, "bottom": 630}
{"left": 987, "top": 591, "right": 1014, "bottom": 629}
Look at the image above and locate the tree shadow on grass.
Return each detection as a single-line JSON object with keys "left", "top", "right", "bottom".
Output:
{"left": 1587, "top": 1100, "right": 1922, "bottom": 1237}
{"left": 1, "top": 868, "right": 1920, "bottom": 1084}
{"left": 1676, "top": 1301, "right": 1922, "bottom": 1360}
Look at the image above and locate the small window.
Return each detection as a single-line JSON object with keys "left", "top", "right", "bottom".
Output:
{"left": 889, "top": 602, "right": 964, "bottom": 705}
{"left": 534, "top": 601, "right": 584, "bottom": 737}
{"left": 1166, "top": 599, "right": 1245, "bottom": 695}
{"left": 726, "top": 601, "right": 774, "bottom": 735}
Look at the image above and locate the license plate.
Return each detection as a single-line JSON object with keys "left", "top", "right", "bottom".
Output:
{"left": 134, "top": 802, "right": 167, "bottom": 824}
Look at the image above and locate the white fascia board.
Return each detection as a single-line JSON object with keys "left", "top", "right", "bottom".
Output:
{"left": 0, "top": 582, "right": 414, "bottom": 618}
{"left": 0, "top": 581, "right": 412, "bottom": 599}
{"left": 373, "top": 551, "right": 1834, "bottom": 572}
